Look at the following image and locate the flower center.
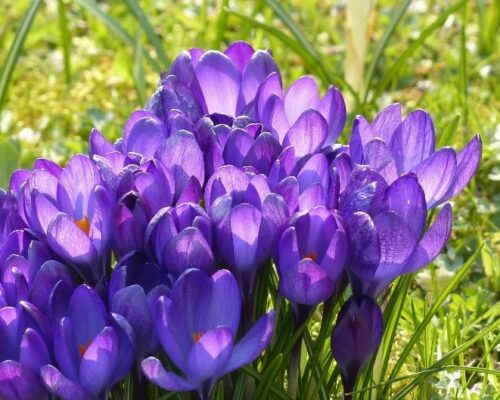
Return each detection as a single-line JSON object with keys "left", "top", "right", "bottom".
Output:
{"left": 79, "top": 340, "right": 92, "bottom": 357}
{"left": 303, "top": 251, "right": 317, "bottom": 262}
{"left": 74, "top": 216, "right": 90, "bottom": 235}
{"left": 192, "top": 331, "right": 204, "bottom": 343}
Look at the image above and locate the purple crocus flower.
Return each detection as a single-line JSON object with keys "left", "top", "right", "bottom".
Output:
{"left": 141, "top": 268, "right": 275, "bottom": 400}
{"left": 40, "top": 285, "right": 135, "bottom": 400}
{"left": 195, "top": 116, "right": 282, "bottom": 177}
{"left": 109, "top": 251, "right": 171, "bottom": 360}
{"left": 277, "top": 206, "right": 347, "bottom": 306}
{"left": 256, "top": 72, "right": 346, "bottom": 148}
{"left": 341, "top": 169, "right": 453, "bottom": 297}
{"left": 349, "top": 104, "right": 482, "bottom": 207}
{"left": 145, "top": 202, "right": 214, "bottom": 277}
{"left": 331, "top": 295, "right": 383, "bottom": 399}
{"left": 0, "top": 230, "right": 74, "bottom": 324}
{"left": 0, "top": 302, "right": 52, "bottom": 400}
{"left": 18, "top": 155, "right": 113, "bottom": 284}
{"left": 205, "top": 165, "right": 288, "bottom": 298}
{"left": 170, "top": 41, "right": 279, "bottom": 118}
{"left": 269, "top": 150, "right": 340, "bottom": 214}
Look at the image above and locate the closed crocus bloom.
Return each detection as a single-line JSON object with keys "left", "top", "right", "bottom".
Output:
{"left": 109, "top": 251, "right": 171, "bottom": 360}
{"left": 256, "top": 73, "right": 346, "bottom": 147}
{"left": 19, "top": 155, "right": 113, "bottom": 284}
{"left": 342, "top": 171, "right": 453, "bottom": 297}
{"left": 195, "top": 116, "right": 282, "bottom": 177}
{"left": 331, "top": 295, "right": 383, "bottom": 399}
{"left": 349, "top": 104, "right": 482, "bottom": 208}
{"left": 269, "top": 150, "right": 340, "bottom": 214}
{"left": 277, "top": 206, "right": 347, "bottom": 306}
{"left": 205, "top": 165, "right": 288, "bottom": 298}
{"left": 141, "top": 269, "right": 275, "bottom": 400}
{"left": 41, "top": 285, "right": 135, "bottom": 400}
{"left": 170, "top": 41, "right": 279, "bottom": 118}
{"left": 145, "top": 203, "right": 214, "bottom": 277}
{"left": 0, "top": 302, "right": 52, "bottom": 400}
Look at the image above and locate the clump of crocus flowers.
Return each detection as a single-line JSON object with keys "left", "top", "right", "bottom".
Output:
{"left": 0, "top": 41, "right": 481, "bottom": 400}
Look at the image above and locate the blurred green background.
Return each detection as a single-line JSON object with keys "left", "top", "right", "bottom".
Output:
{"left": 0, "top": 0, "right": 499, "bottom": 398}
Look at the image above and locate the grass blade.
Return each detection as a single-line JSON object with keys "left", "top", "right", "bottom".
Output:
{"left": 384, "top": 244, "right": 482, "bottom": 395}
{"left": 0, "top": 0, "right": 42, "bottom": 113}
{"left": 133, "top": 30, "right": 146, "bottom": 105}
{"left": 363, "top": 0, "right": 411, "bottom": 103}
{"left": 57, "top": 0, "right": 72, "bottom": 86}
{"left": 373, "top": 0, "right": 467, "bottom": 100}
{"left": 123, "top": 0, "right": 170, "bottom": 68}
{"left": 74, "top": 0, "right": 161, "bottom": 72}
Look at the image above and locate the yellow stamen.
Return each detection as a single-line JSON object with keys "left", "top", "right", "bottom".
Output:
{"left": 79, "top": 340, "right": 92, "bottom": 357}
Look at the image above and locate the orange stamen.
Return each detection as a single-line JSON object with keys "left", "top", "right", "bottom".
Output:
{"left": 192, "top": 332, "right": 204, "bottom": 343}
{"left": 79, "top": 340, "right": 91, "bottom": 357}
{"left": 303, "top": 252, "right": 317, "bottom": 262}
{"left": 75, "top": 216, "right": 90, "bottom": 235}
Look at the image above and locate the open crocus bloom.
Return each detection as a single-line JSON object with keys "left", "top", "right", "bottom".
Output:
{"left": 41, "top": 285, "right": 135, "bottom": 400}
{"left": 341, "top": 170, "right": 452, "bottom": 297}
{"left": 0, "top": 302, "right": 51, "bottom": 400}
{"left": 18, "top": 155, "right": 113, "bottom": 284}
{"left": 141, "top": 269, "right": 275, "bottom": 400}
{"left": 348, "top": 103, "right": 482, "bottom": 208}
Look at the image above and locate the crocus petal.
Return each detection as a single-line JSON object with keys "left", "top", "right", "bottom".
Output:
{"left": 390, "top": 109, "right": 436, "bottom": 174}
{"left": 47, "top": 214, "right": 98, "bottom": 275}
{"left": 40, "top": 365, "right": 94, "bottom": 400}
{"left": 141, "top": 357, "right": 197, "bottom": 391}
{"left": 224, "top": 41, "right": 254, "bottom": 73}
{"left": 405, "top": 203, "right": 452, "bottom": 273}
{"left": 276, "top": 177, "right": 299, "bottom": 215}
{"left": 205, "top": 166, "right": 251, "bottom": 210}
{"left": 108, "top": 313, "right": 136, "bottom": 385}
{"left": 371, "top": 103, "right": 402, "bottom": 144}
{"left": 79, "top": 327, "right": 118, "bottom": 396}
{"left": 89, "top": 128, "right": 114, "bottom": 158}
{"left": 0, "top": 360, "right": 48, "bottom": 400}
{"left": 156, "top": 130, "right": 205, "bottom": 202}
{"left": 30, "top": 261, "right": 73, "bottom": 313}
{"left": 67, "top": 285, "right": 108, "bottom": 351}
{"left": 186, "top": 327, "right": 234, "bottom": 384}
{"left": 195, "top": 51, "right": 241, "bottom": 116}
{"left": 298, "top": 183, "right": 326, "bottom": 211}
{"left": 318, "top": 86, "right": 346, "bottom": 146}
{"left": 241, "top": 50, "right": 278, "bottom": 106}
{"left": 32, "top": 192, "right": 60, "bottom": 235}
{"left": 362, "top": 138, "right": 398, "bottom": 184}
{"left": 331, "top": 296, "right": 383, "bottom": 395}
{"left": 283, "top": 76, "right": 320, "bottom": 124}
{"left": 346, "top": 212, "right": 380, "bottom": 296}
{"left": 256, "top": 72, "right": 282, "bottom": 123}
{"left": 383, "top": 173, "right": 426, "bottom": 238}
{"left": 205, "top": 269, "right": 241, "bottom": 336}
{"left": 320, "top": 229, "right": 347, "bottom": 283}
{"left": 230, "top": 204, "right": 262, "bottom": 273}
{"left": 411, "top": 148, "right": 457, "bottom": 208}
{"left": 57, "top": 155, "right": 100, "bottom": 218}
{"left": 279, "top": 258, "right": 335, "bottom": 305}
{"left": 163, "top": 228, "right": 215, "bottom": 276}
{"left": 441, "top": 134, "right": 482, "bottom": 203}
{"left": 297, "top": 153, "right": 329, "bottom": 190}
{"left": 54, "top": 317, "right": 80, "bottom": 382}
{"left": 242, "top": 132, "right": 281, "bottom": 175}
{"left": 223, "top": 311, "right": 275, "bottom": 374}
{"left": 222, "top": 129, "right": 254, "bottom": 168}
{"left": 283, "top": 109, "right": 328, "bottom": 159}
{"left": 125, "top": 113, "right": 167, "bottom": 158}
{"left": 277, "top": 227, "right": 301, "bottom": 274}
{"left": 20, "top": 328, "right": 50, "bottom": 372}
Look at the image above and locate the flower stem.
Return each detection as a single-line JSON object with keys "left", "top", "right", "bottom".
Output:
{"left": 288, "top": 337, "right": 302, "bottom": 399}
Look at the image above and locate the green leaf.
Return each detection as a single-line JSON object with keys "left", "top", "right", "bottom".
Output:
{"left": 0, "top": 137, "right": 20, "bottom": 188}
{"left": 373, "top": 0, "right": 467, "bottom": 100}
{"left": 57, "top": 0, "right": 72, "bottom": 86}
{"left": 74, "top": 0, "right": 161, "bottom": 72}
{"left": 383, "top": 244, "right": 483, "bottom": 396}
{"left": 363, "top": 0, "right": 411, "bottom": 103}
{"left": 438, "top": 114, "right": 461, "bottom": 147}
{"left": 123, "top": 0, "right": 170, "bottom": 69}
{"left": 0, "top": 0, "right": 42, "bottom": 113}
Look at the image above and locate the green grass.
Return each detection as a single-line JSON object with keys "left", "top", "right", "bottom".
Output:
{"left": 0, "top": 0, "right": 499, "bottom": 399}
